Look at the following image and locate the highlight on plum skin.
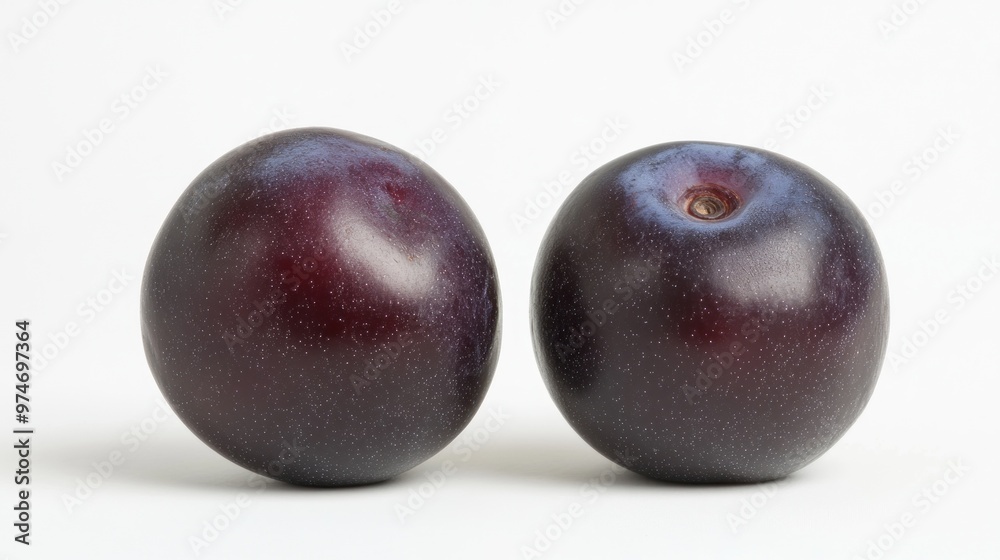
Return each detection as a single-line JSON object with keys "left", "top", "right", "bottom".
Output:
{"left": 531, "top": 141, "right": 889, "bottom": 483}
{"left": 141, "top": 127, "right": 501, "bottom": 487}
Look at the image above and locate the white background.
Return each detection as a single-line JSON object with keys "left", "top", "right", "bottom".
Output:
{"left": 2, "top": 1, "right": 998, "bottom": 559}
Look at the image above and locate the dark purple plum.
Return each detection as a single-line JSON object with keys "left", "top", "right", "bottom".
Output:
{"left": 531, "top": 141, "right": 889, "bottom": 483}
{"left": 141, "top": 127, "right": 500, "bottom": 487}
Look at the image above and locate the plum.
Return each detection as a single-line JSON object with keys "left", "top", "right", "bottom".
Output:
{"left": 531, "top": 141, "right": 889, "bottom": 483}
{"left": 141, "top": 127, "right": 501, "bottom": 486}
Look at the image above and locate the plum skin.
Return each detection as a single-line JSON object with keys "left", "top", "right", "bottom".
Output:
{"left": 531, "top": 141, "right": 889, "bottom": 483}
{"left": 141, "top": 127, "right": 500, "bottom": 487}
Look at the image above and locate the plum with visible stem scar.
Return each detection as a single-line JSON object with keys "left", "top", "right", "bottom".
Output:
{"left": 531, "top": 141, "right": 889, "bottom": 483}
{"left": 141, "top": 127, "right": 501, "bottom": 487}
